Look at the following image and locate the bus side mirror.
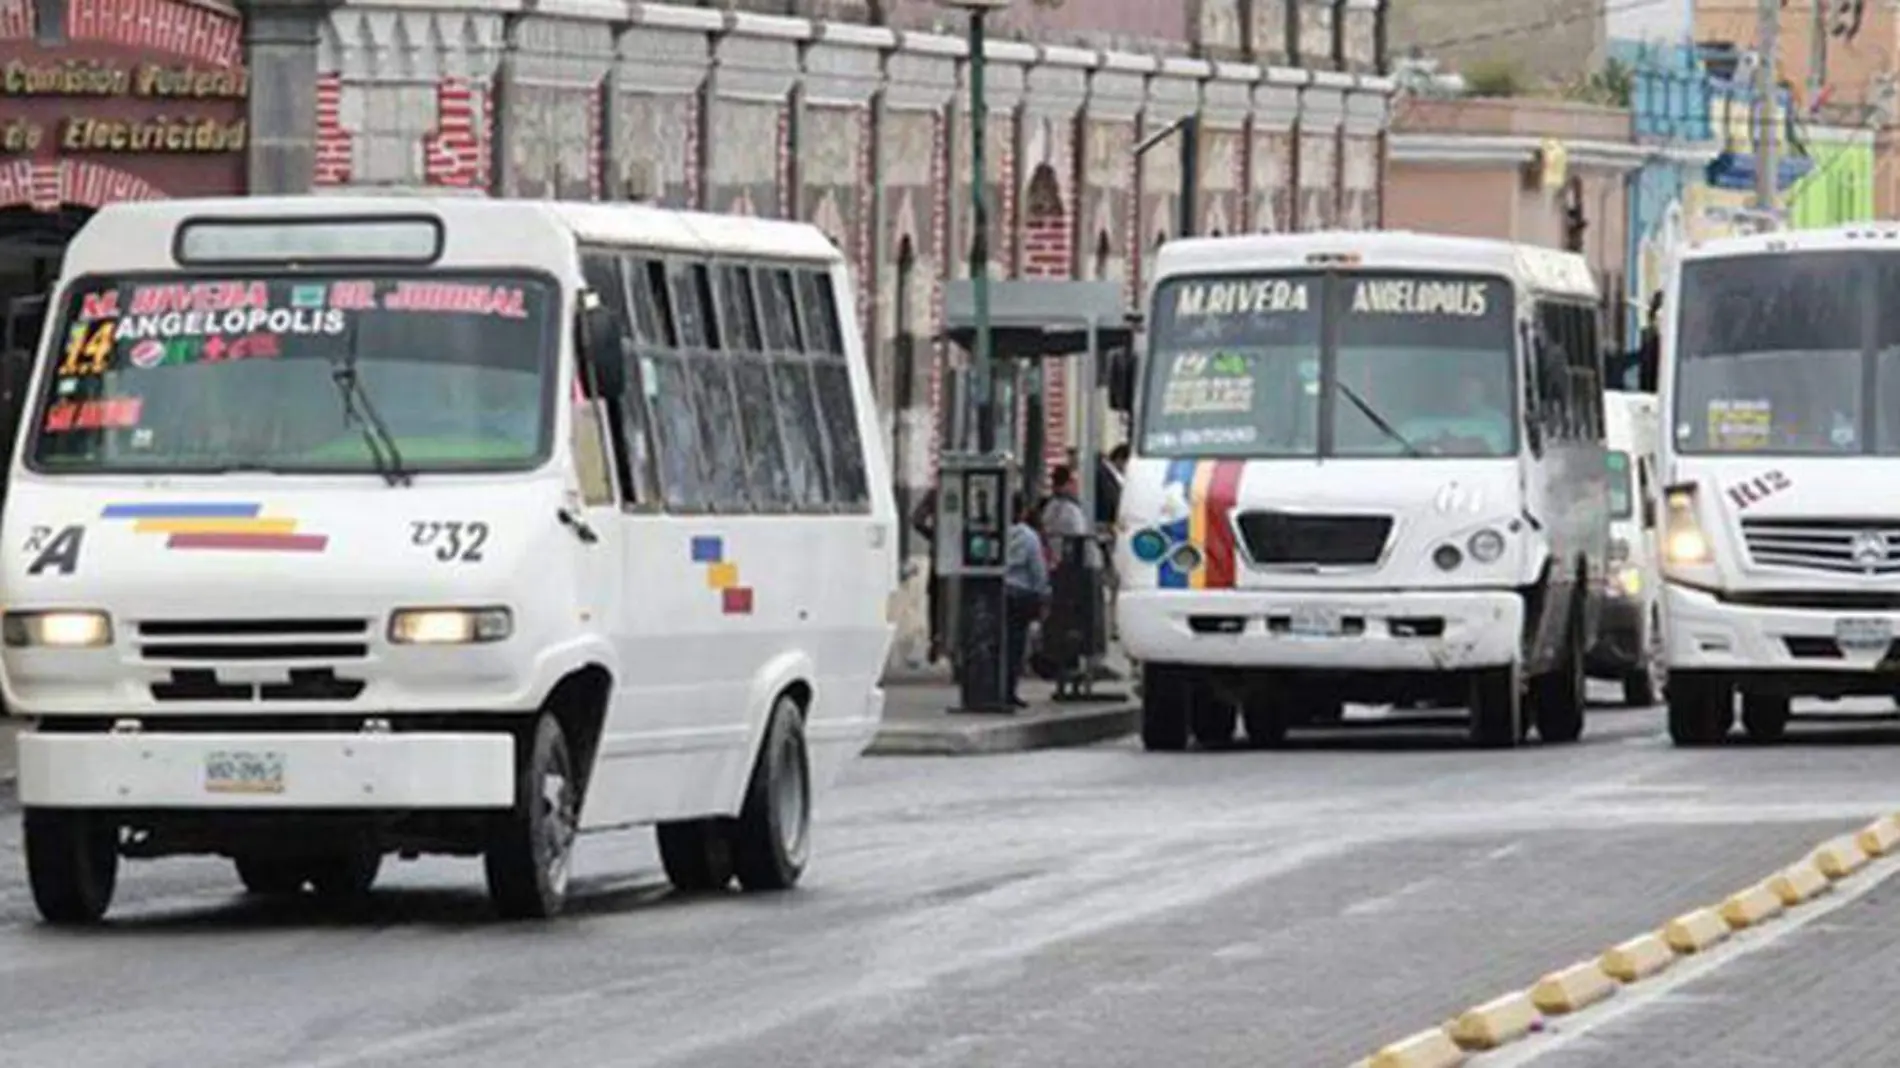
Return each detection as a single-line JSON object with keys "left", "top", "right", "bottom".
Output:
{"left": 1637, "top": 350, "right": 1658, "bottom": 393}
{"left": 578, "top": 302, "right": 627, "bottom": 398}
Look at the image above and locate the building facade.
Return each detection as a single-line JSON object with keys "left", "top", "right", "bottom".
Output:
{"left": 0, "top": 0, "right": 1397, "bottom": 670}
{"left": 1385, "top": 96, "right": 1640, "bottom": 346}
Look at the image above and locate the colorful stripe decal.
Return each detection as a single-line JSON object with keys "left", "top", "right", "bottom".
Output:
{"left": 1201, "top": 460, "right": 1246, "bottom": 589}
{"left": 1156, "top": 459, "right": 1196, "bottom": 589}
{"left": 102, "top": 502, "right": 260, "bottom": 519}
{"left": 1152, "top": 459, "right": 1247, "bottom": 590}
{"left": 101, "top": 501, "right": 329, "bottom": 553}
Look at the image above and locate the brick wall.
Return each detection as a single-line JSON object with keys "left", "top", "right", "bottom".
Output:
{"left": 422, "top": 78, "right": 490, "bottom": 189}
{"left": 313, "top": 74, "right": 352, "bottom": 186}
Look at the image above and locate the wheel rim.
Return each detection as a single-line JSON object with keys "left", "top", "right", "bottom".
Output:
{"left": 772, "top": 725, "right": 810, "bottom": 863}
{"left": 538, "top": 747, "right": 579, "bottom": 897}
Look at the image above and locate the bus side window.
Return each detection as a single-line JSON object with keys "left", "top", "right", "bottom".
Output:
{"left": 642, "top": 260, "right": 712, "bottom": 513}
{"left": 713, "top": 263, "right": 793, "bottom": 510}
{"left": 669, "top": 260, "right": 751, "bottom": 512}
{"left": 757, "top": 266, "right": 832, "bottom": 510}
{"left": 578, "top": 250, "right": 659, "bottom": 507}
{"left": 1519, "top": 318, "right": 1543, "bottom": 456}
{"left": 795, "top": 268, "right": 869, "bottom": 510}
{"left": 1534, "top": 305, "right": 1573, "bottom": 443}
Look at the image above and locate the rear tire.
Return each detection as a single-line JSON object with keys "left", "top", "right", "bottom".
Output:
{"left": 234, "top": 856, "right": 306, "bottom": 897}
{"left": 1241, "top": 698, "right": 1289, "bottom": 748}
{"left": 1741, "top": 693, "right": 1791, "bottom": 743}
{"left": 1469, "top": 665, "right": 1522, "bottom": 749}
{"left": 1189, "top": 699, "right": 1239, "bottom": 750}
{"left": 485, "top": 713, "right": 581, "bottom": 920}
{"left": 1140, "top": 663, "right": 1190, "bottom": 752}
{"left": 1668, "top": 676, "right": 1733, "bottom": 746}
{"left": 732, "top": 695, "right": 812, "bottom": 892}
{"left": 1535, "top": 596, "right": 1587, "bottom": 745}
{"left": 308, "top": 850, "right": 381, "bottom": 912}
{"left": 24, "top": 808, "right": 118, "bottom": 926}
{"left": 657, "top": 820, "right": 735, "bottom": 893}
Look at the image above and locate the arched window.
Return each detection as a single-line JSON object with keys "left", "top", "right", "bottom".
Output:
{"left": 1093, "top": 230, "right": 1111, "bottom": 280}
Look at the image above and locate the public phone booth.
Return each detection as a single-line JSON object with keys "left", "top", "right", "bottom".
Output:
{"left": 936, "top": 279, "right": 1136, "bottom": 709}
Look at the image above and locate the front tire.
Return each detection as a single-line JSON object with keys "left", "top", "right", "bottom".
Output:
{"left": 1140, "top": 663, "right": 1191, "bottom": 752}
{"left": 1469, "top": 664, "right": 1522, "bottom": 749}
{"left": 308, "top": 850, "right": 382, "bottom": 910}
{"left": 1622, "top": 609, "right": 1666, "bottom": 707}
{"left": 732, "top": 695, "right": 812, "bottom": 892}
{"left": 1668, "top": 676, "right": 1733, "bottom": 746}
{"left": 1190, "top": 699, "right": 1239, "bottom": 750}
{"left": 24, "top": 808, "right": 119, "bottom": 926}
{"left": 1535, "top": 596, "right": 1588, "bottom": 744}
{"left": 1741, "top": 693, "right": 1791, "bottom": 743}
{"left": 485, "top": 713, "right": 581, "bottom": 920}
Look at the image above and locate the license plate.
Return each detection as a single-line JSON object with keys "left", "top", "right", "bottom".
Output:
{"left": 1836, "top": 617, "right": 1894, "bottom": 651}
{"left": 1290, "top": 607, "right": 1343, "bottom": 638}
{"left": 205, "top": 750, "right": 286, "bottom": 795}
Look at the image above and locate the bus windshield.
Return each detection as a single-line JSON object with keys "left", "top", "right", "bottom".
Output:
{"left": 1672, "top": 250, "right": 1900, "bottom": 455}
{"left": 1140, "top": 270, "right": 1516, "bottom": 459}
{"left": 28, "top": 272, "right": 556, "bottom": 475}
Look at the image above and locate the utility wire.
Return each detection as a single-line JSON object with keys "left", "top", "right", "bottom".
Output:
{"left": 1409, "top": 0, "right": 1675, "bottom": 54}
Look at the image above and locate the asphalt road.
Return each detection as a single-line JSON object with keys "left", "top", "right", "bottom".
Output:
{"left": 5, "top": 690, "right": 1900, "bottom": 1068}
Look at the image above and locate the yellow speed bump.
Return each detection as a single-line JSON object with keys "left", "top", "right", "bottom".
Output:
{"left": 1367, "top": 1026, "right": 1466, "bottom": 1068}
{"left": 1530, "top": 960, "right": 1617, "bottom": 1014}
{"left": 1810, "top": 836, "right": 1869, "bottom": 880}
{"left": 1720, "top": 882, "right": 1785, "bottom": 929}
{"left": 1769, "top": 860, "right": 1831, "bottom": 906}
{"left": 1858, "top": 816, "right": 1900, "bottom": 858}
{"left": 1449, "top": 991, "right": 1542, "bottom": 1050}
{"left": 1662, "top": 907, "right": 1731, "bottom": 954}
{"left": 1600, "top": 932, "right": 1674, "bottom": 983}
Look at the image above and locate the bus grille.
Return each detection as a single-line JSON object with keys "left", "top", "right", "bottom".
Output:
{"left": 137, "top": 618, "right": 372, "bottom": 663}
{"left": 1236, "top": 511, "right": 1393, "bottom": 567}
{"left": 1741, "top": 518, "right": 1900, "bottom": 575}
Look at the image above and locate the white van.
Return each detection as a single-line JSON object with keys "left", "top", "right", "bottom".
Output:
{"left": 2, "top": 196, "right": 896, "bottom": 924}
{"left": 1117, "top": 231, "right": 1611, "bottom": 749}
{"left": 1589, "top": 390, "right": 1665, "bottom": 704}
{"left": 1659, "top": 225, "right": 1900, "bottom": 744}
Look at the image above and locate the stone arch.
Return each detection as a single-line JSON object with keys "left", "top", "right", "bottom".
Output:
{"left": 1025, "top": 162, "right": 1064, "bottom": 222}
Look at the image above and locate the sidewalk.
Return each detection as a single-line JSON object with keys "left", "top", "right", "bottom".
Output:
{"left": 869, "top": 656, "right": 1140, "bottom": 757}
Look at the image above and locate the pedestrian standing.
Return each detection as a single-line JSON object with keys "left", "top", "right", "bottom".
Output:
{"left": 1003, "top": 491, "right": 1050, "bottom": 709}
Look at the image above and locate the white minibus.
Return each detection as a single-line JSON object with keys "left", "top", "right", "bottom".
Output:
{"left": 1118, "top": 231, "right": 1611, "bottom": 749}
{"left": 1, "top": 196, "right": 896, "bottom": 923}
{"left": 1660, "top": 225, "right": 1900, "bottom": 743}
{"left": 1589, "top": 389, "right": 1666, "bottom": 705}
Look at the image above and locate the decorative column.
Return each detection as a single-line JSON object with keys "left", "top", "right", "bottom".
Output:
{"left": 1249, "top": 68, "right": 1305, "bottom": 232}
{"left": 605, "top": 4, "right": 713, "bottom": 206}
{"left": 247, "top": 0, "right": 328, "bottom": 194}
{"left": 1081, "top": 53, "right": 1149, "bottom": 310}
{"left": 1137, "top": 57, "right": 1205, "bottom": 286}
{"left": 496, "top": 16, "right": 614, "bottom": 199}
{"left": 1340, "top": 79, "right": 1388, "bottom": 230}
{"left": 705, "top": 12, "right": 808, "bottom": 218}
{"left": 1199, "top": 62, "right": 1257, "bottom": 238}
{"left": 1296, "top": 71, "right": 1349, "bottom": 229}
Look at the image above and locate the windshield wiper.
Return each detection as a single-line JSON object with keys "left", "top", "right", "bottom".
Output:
{"left": 329, "top": 352, "right": 411, "bottom": 487}
{"left": 1333, "top": 380, "right": 1424, "bottom": 458}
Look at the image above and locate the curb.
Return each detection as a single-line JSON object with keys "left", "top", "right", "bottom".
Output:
{"left": 1349, "top": 814, "right": 1896, "bottom": 1067}
{"left": 865, "top": 705, "right": 1138, "bottom": 756}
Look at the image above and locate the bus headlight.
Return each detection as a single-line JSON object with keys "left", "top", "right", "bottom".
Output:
{"left": 1615, "top": 564, "right": 1643, "bottom": 597}
{"left": 1467, "top": 528, "right": 1506, "bottom": 563}
{"left": 1662, "top": 485, "right": 1713, "bottom": 566}
{"left": 389, "top": 607, "right": 513, "bottom": 645}
{"left": 3, "top": 610, "right": 113, "bottom": 648}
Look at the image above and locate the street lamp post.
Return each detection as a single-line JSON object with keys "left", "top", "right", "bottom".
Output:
{"left": 943, "top": 0, "right": 1010, "bottom": 454}
{"left": 937, "top": 0, "right": 1013, "bottom": 714}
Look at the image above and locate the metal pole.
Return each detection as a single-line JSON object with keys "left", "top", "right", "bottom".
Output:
{"left": 1754, "top": 0, "right": 1779, "bottom": 214}
{"left": 1809, "top": 0, "right": 1827, "bottom": 107}
{"left": 968, "top": 11, "right": 993, "bottom": 454}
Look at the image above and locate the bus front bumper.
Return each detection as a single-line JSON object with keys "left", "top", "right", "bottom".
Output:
{"left": 1666, "top": 582, "right": 1900, "bottom": 675}
{"left": 17, "top": 729, "right": 517, "bottom": 809}
{"left": 1116, "top": 588, "right": 1523, "bottom": 672}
